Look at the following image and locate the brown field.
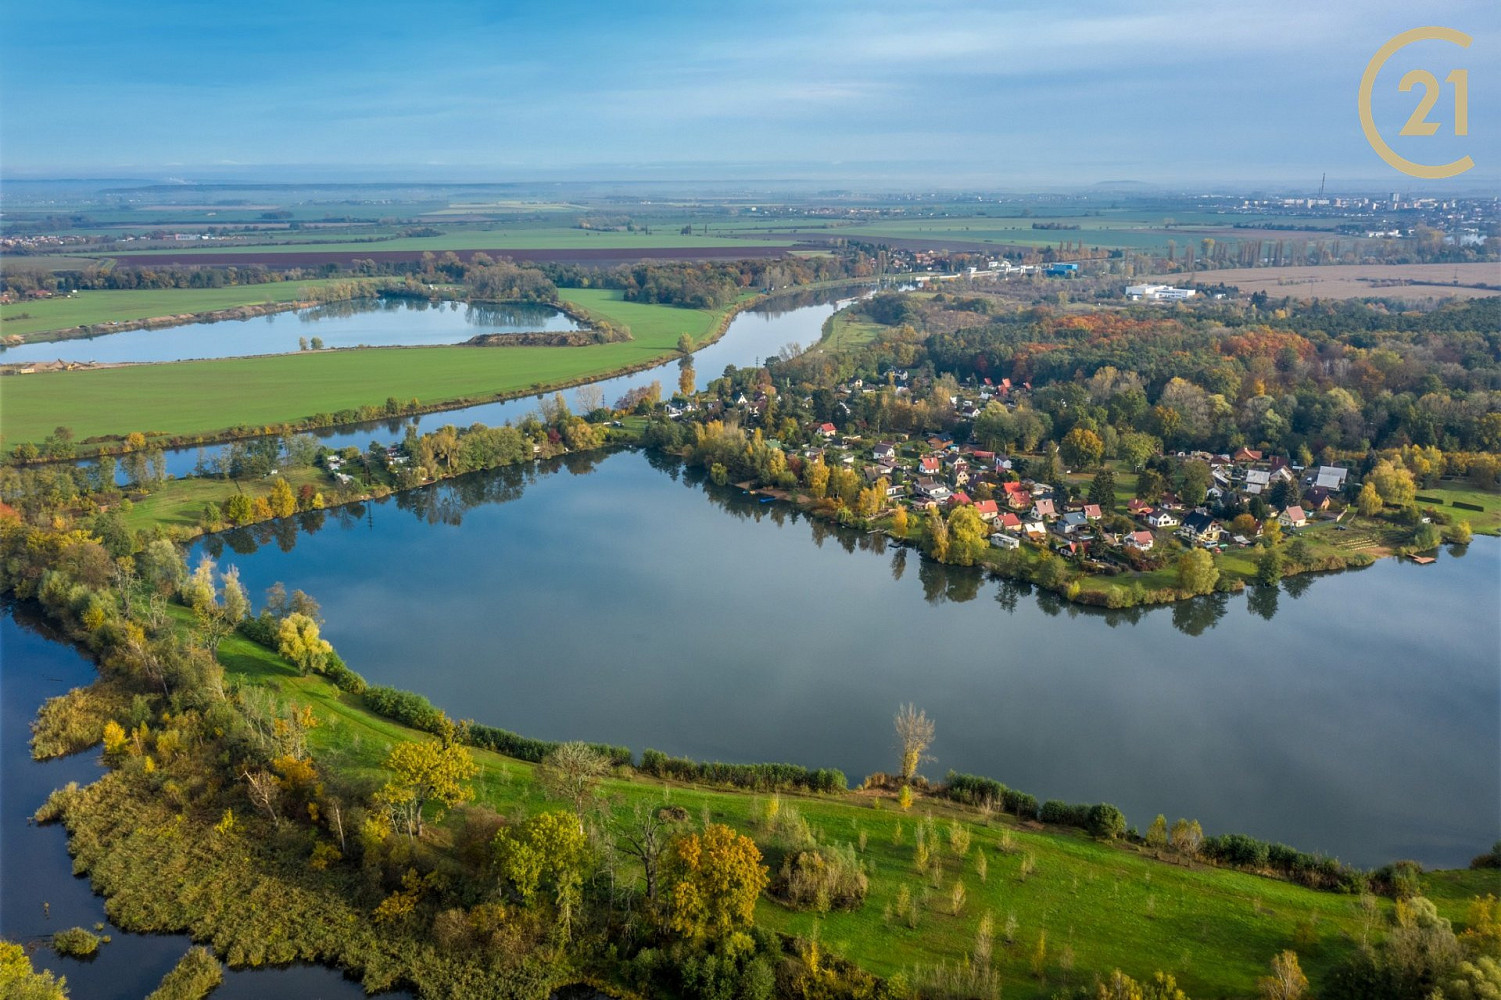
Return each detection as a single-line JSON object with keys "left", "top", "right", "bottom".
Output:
{"left": 101, "top": 245, "right": 792, "bottom": 269}
{"left": 1150, "top": 263, "right": 1500, "bottom": 301}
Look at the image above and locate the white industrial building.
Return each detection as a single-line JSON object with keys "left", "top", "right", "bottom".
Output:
{"left": 1125, "top": 283, "right": 1196, "bottom": 301}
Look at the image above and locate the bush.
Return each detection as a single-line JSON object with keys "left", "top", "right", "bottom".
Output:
{"left": 1202, "top": 832, "right": 1270, "bottom": 869}
{"left": 1472, "top": 841, "right": 1501, "bottom": 869}
{"left": 1454, "top": 500, "right": 1486, "bottom": 512}
{"left": 146, "top": 946, "right": 223, "bottom": 1000}
{"left": 638, "top": 748, "right": 845, "bottom": 793}
{"left": 52, "top": 926, "right": 102, "bottom": 957}
{"left": 941, "top": 771, "right": 1040, "bottom": 819}
{"left": 1039, "top": 800, "right": 1092, "bottom": 829}
{"left": 1086, "top": 802, "right": 1126, "bottom": 840}
{"left": 771, "top": 844, "right": 869, "bottom": 912}
{"left": 1371, "top": 859, "right": 1424, "bottom": 899}
{"left": 321, "top": 650, "right": 366, "bottom": 694}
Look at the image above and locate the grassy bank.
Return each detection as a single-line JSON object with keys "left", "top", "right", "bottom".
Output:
{"left": 0, "top": 281, "right": 345, "bottom": 340}
{"left": 1, "top": 289, "right": 729, "bottom": 447}
{"left": 202, "top": 630, "right": 1477, "bottom": 997}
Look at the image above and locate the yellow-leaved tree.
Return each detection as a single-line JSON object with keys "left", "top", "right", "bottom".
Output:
{"left": 662, "top": 823, "right": 768, "bottom": 946}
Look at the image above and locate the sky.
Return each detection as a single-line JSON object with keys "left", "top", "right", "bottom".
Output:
{"left": 2, "top": 0, "right": 1497, "bottom": 190}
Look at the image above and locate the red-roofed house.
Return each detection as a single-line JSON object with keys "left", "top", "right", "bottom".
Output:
{"left": 1032, "top": 498, "right": 1057, "bottom": 520}
{"left": 1128, "top": 498, "right": 1153, "bottom": 515}
{"left": 948, "top": 491, "right": 973, "bottom": 508}
{"left": 1125, "top": 530, "right": 1155, "bottom": 551}
{"left": 1279, "top": 505, "right": 1308, "bottom": 528}
{"left": 818, "top": 422, "right": 837, "bottom": 438}
{"left": 973, "top": 499, "right": 999, "bottom": 522}
{"left": 919, "top": 455, "right": 943, "bottom": 476}
{"left": 1081, "top": 503, "right": 1103, "bottom": 520}
{"left": 998, "top": 512, "right": 1023, "bottom": 532}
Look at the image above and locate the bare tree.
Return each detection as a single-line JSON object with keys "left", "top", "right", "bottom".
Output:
{"left": 894, "top": 703, "right": 936, "bottom": 784}
{"left": 242, "top": 768, "right": 282, "bottom": 828}
{"left": 536, "top": 742, "right": 611, "bottom": 823}
{"left": 615, "top": 802, "right": 681, "bottom": 907}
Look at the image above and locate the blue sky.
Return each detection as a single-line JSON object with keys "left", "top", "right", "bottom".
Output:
{"left": 2, "top": 0, "right": 1496, "bottom": 188}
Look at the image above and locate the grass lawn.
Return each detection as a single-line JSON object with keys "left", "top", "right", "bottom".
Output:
{"left": 815, "top": 308, "right": 887, "bottom": 354}
{"left": 118, "top": 467, "right": 336, "bottom": 533}
{"left": 209, "top": 631, "right": 1488, "bottom": 997}
{"left": 1418, "top": 481, "right": 1501, "bottom": 535}
{"left": 0, "top": 281, "right": 345, "bottom": 339}
{"left": 0, "top": 290, "right": 729, "bottom": 446}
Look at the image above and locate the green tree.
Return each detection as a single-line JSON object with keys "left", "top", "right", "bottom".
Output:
{"left": 495, "top": 810, "right": 590, "bottom": 906}
{"left": 1412, "top": 522, "right": 1442, "bottom": 551}
{"left": 1176, "top": 548, "right": 1219, "bottom": 596}
{"left": 661, "top": 823, "right": 769, "bottom": 944}
{"left": 1256, "top": 548, "right": 1284, "bottom": 586}
{"left": 0, "top": 939, "right": 67, "bottom": 1000}
{"left": 1089, "top": 468, "right": 1117, "bottom": 508}
{"left": 1369, "top": 460, "right": 1417, "bottom": 507}
{"left": 676, "top": 332, "right": 693, "bottom": 355}
{"left": 946, "top": 506, "right": 989, "bottom": 566}
{"left": 922, "top": 507, "right": 950, "bottom": 562}
{"left": 1177, "top": 460, "right": 1212, "bottom": 508}
{"left": 223, "top": 493, "right": 254, "bottom": 526}
{"left": 1146, "top": 814, "right": 1168, "bottom": 850}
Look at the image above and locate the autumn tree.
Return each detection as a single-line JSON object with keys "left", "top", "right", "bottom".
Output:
{"left": 946, "top": 506, "right": 990, "bottom": 566}
{"left": 1061, "top": 427, "right": 1104, "bottom": 470}
{"left": 1357, "top": 481, "right": 1383, "bottom": 517}
{"left": 894, "top": 703, "right": 935, "bottom": 784}
{"left": 1176, "top": 548, "right": 1219, "bottom": 596}
{"left": 1369, "top": 460, "right": 1417, "bottom": 507}
{"left": 1257, "top": 950, "right": 1308, "bottom": 1000}
{"left": 922, "top": 507, "right": 950, "bottom": 562}
{"left": 268, "top": 477, "right": 297, "bottom": 518}
{"left": 494, "top": 809, "right": 591, "bottom": 939}
{"left": 277, "top": 613, "right": 331, "bottom": 675}
{"left": 377, "top": 726, "right": 478, "bottom": 838}
{"left": 661, "top": 823, "right": 768, "bottom": 944}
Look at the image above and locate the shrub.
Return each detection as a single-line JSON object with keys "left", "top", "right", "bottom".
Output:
{"left": 638, "top": 748, "right": 845, "bottom": 793}
{"left": 1472, "top": 841, "right": 1501, "bottom": 869}
{"left": 1372, "top": 859, "right": 1424, "bottom": 899}
{"left": 146, "top": 946, "right": 223, "bottom": 1000}
{"left": 1086, "top": 802, "right": 1126, "bottom": 840}
{"left": 771, "top": 844, "right": 869, "bottom": 912}
{"left": 1039, "top": 800, "right": 1091, "bottom": 829}
{"left": 52, "top": 926, "right": 102, "bottom": 957}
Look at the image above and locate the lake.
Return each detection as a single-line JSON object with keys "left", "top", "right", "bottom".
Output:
{"left": 195, "top": 450, "right": 1501, "bottom": 871}
{"left": 0, "top": 297, "right": 580, "bottom": 365}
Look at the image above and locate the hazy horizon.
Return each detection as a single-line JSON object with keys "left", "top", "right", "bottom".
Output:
{"left": 3, "top": 1, "right": 1496, "bottom": 190}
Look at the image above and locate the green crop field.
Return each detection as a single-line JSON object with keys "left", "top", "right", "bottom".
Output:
{"left": 0, "top": 289, "right": 729, "bottom": 445}
{"left": 212, "top": 627, "right": 1483, "bottom": 998}
{"left": 0, "top": 280, "right": 345, "bottom": 339}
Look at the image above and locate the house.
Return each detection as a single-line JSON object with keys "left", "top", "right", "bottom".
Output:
{"left": 990, "top": 532, "right": 1021, "bottom": 550}
{"left": 872, "top": 442, "right": 897, "bottom": 462}
{"left": 1245, "top": 470, "right": 1271, "bottom": 492}
{"left": 1124, "top": 530, "right": 1155, "bottom": 552}
{"left": 1303, "top": 487, "right": 1333, "bottom": 511}
{"left": 998, "top": 512, "right": 1023, "bottom": 532}
{"left": 973, "top": 499, "right": 1000, "bottom": 522}
{"left": 1234, "top": 447, "right": 1263, "bottom": 462}
{"left": 1146, "top": 510, "right": 1179, "bottom": 529}
{"left": 1021, "top": 519, "right": 1049, "bottom": 539}
{"left": 817, "top": 423, "right": 837, "bottom": 439}
{"left": 1127, "top": 498, "right": 1153, "bottom": 515}
{"left": 947, "top": 491, "right": 973, "bottom": 508}
{"left": 1081, "top": 503, "right": 1103, "bottom": 521}
{"left": 1177, "top": 510, "right": 1222, "bottom": 546}
{"left": 1280, "top": 505, "right": 1308, "bottom": 528}
{"left": 1032, "top": 498, "right": 1057, "bottom": 520}
{"left": 919, "top": 455, "right": 943, "bottom": 477}
{"left": 914, "top": 479, "right": 952, "bottom": 503}
{"left": 1313, "top": 466, "right": 1349, "bottom": 491}
{"left": 1001, "top": 482, "right": 1032, "bottom": 509}
{"left": 1055, "top": 511, "right": 1089, "bottom": 535}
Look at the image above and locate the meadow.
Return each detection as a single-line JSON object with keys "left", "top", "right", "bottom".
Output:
{"left": 0, "top": 280, "right": 346, "bottom": 339}
{"left": 0, "top": 289, "right": 730, "bottom": 446}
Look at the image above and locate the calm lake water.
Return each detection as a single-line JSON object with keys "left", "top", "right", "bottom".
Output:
{"left": 0, "top": 297, "right": 580, "bottom": 365}
{"left": 98, "top": 286, "right": 866, "bottom": 482}
{"left": 195, "top": 450, "right": 1501, "bottom": 871}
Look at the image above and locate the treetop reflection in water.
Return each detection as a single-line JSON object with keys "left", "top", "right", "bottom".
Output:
{"left": 194, "top": 449, "right": 1500, "bottom": 869}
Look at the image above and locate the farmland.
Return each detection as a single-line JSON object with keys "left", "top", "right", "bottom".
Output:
{"left": 1145, "top": 263, "right": 1501, "bottom": 301}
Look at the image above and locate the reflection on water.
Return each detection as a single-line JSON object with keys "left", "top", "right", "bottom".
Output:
{"left": 187, "top": 450, "right": 1499, "bottom": 868}
{"left": 0, "top": 296, "right": 579, "bottom": 365}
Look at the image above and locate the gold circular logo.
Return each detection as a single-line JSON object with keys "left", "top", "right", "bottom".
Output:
{"left": 1358, "top": 26, "right": 1474, "bottom": 179}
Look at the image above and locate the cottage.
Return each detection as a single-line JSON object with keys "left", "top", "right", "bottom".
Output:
{"left": 1234, "top": 447, "right": 1263, "bottom": 462}
{"left": 1055, "top": 511, "right": 1089, "bottom": 535}
{"left": 1145, "top": 510, "right": 1179, "bottom": 529}
{"left": 919, "top": 455, "right": 943, "bottom": 477}
{"left": 998, "top": 512, "right": 1023, "bottom": 532}
{"left": 1280, "top": 505, "right": 1308, "bottom": 528}
{"left": 990, "top": 532, "right": 1021, "bottom": 550}
{"left": 1021, "top": 519, "right": 1048, "bottom": 539}
{"left": 1124, "top": 530, "right": 1155, "bottom": 552}
{"left": 872, "top": 442, "right": 897, "bottom": 462}
{"left": 817, "top": 422, "right": 837, "bottom": 439}
{"left": 973, "top": 499, "right": 1000, "bottom": 522}
{"left": 1081, "top": 503, "right": 1103, "bottom": 521}
{"left": 1127, "top": 498, "right": 1153, "bottom": 515}
{"left": 1302, "top": 487, "right": 1333, "bottom": 511}
{"left": 947, "top": 491, "right": 973, "bottom": 508}
{"left": 1032, "top": 498, "right": 1057, "bottom": 520}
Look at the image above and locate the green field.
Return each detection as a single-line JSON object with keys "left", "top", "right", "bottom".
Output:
{"left": 0, "top": 289, "right": 729, "bottom": 446}
{"left": 0, "top": 281, "right": 345, "bottom": 339}
{"left": 213, "top": 627, "right": 1484, "bottom": 997}
{"left": 816, "top": 308, "right": 887, "bottom": 354}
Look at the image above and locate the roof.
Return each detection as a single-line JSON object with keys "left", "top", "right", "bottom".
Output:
{"left": 973, "top": 499, "right": 999, "bottom": 515}
{"left": 1183, "top": 511, "right": 1216, "bottom": 532}
{"left": 1283, "top": 505, "right": 1307, "bottom": 521}
{"left": 1081, "top": 504, "right": 1102, "bottom": 518}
